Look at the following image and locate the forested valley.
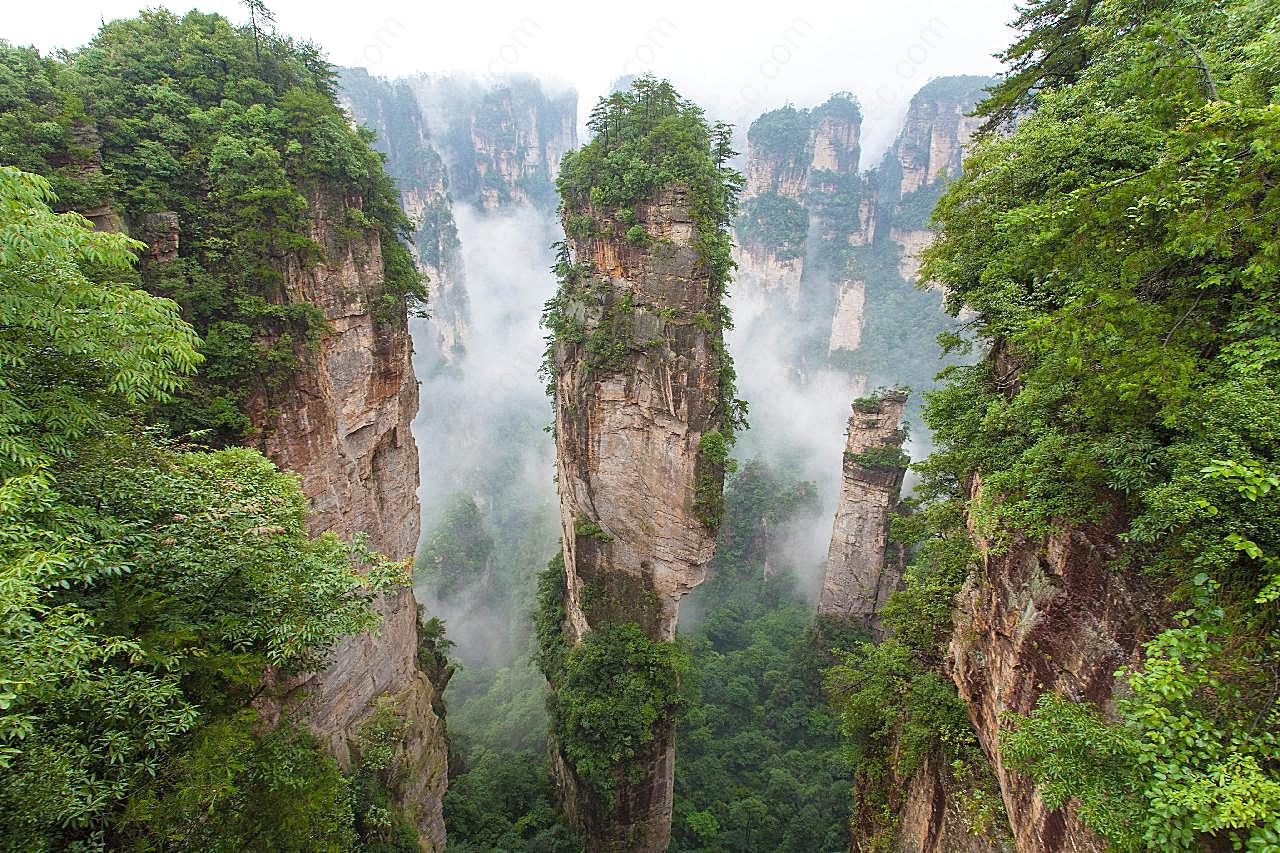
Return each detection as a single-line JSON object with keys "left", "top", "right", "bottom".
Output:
{"left": 2, "top": 0, "right": 1278, "bottom": 851}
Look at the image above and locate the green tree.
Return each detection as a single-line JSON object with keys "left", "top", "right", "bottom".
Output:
{"left": 908, "top": 0, "right": 1280, "bottom": 846}
{"left": 0, "top": 166, "right": 410, "bottom": 849}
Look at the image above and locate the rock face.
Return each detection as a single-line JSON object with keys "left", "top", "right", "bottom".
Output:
{"left": 894, "top": 77, "right": 987, "bottom": 197}
{"left": 551, "top": 187, "right": 724, "bottom": 851}
{"left": 735, "top": 95, "right": 866, "bottom": 308}
{"left": 409, "top": 74, "right": 577, "bottom": 212}
{"left": 731, "top": 81, "right": 992, "bottom": 403}
{"left": 828, "top": 280, "right": 867, "bottom": 353}
{"left": 945, "top": 475, "right": 1150, "bottom": 853}
{"left": 861, "top": 753, "right": 1016, "bottom": 853}
{"left": 246, "top": 183, "right": 447, "bottom": 851}
{"left": 340, "top": 68, "right": 470, "bottom": 369}
{"left": 819, "top": 391, "right": 909, "bottom": 638}
{"left": 886, "top": 77, "right": 992, "bottom": 289}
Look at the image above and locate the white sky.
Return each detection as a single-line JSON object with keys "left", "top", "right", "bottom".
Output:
{"left": 7, "top": 1, "right": 1017, "bottom": 162}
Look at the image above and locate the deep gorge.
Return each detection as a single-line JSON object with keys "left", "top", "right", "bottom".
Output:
{"left": 2, "top": 2, "right": 1278, "bottom": 851}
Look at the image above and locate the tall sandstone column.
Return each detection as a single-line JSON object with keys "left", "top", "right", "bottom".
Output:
{"left": 549, "top": 185, "right": 724, "bottom": 851}
{"left": 819, "top": 390, "right": 909, "bottom": 639}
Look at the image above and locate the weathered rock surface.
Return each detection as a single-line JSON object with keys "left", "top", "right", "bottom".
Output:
{"left": 819, "top": 391, "right": 909, "bottom": 638}
{"left": 555, "top": 187, "right": 721, "bottom": 646}
{"left": 894, "top": 79, "right": 987, "bottom": 197}
{"left": 829, "top": 279, "right": 867, "bottom": 353}
{"left": 870, "top": 754, "right": 1016, "bottom": 853}
{"left": 735, "top": 96, "right": 867, "bottom": 313}
{"left": 887, "top": 77, "right": 992, "bottom": 292}
{"left": 246, "top": 183, "right": 447, "bottom": 851}
{"left": 552, "top": 186, "right": 724, "bottom": 851}
{"left": 731, "top": 242, "right": 804, "bottom": 305}
{"left": 945, "top": 474, "right": 1152, "bottom": 853}
{"left": 139, "top": 211, "right": 179, "bottom": 263}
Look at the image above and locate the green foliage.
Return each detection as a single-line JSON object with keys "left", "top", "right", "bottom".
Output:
{"left": 671, "top": 460, "right": 853, "bottom": 852}
{"left": 624, "top": 224, "right": 650, "bottom": 246}
{"left": 553, "top": 622, "right": 690, "bottom": 808}
{"left": 350, "top": 701, "right": 421, "bottom": 851}
{"left": 736, "top": 192, "right": 809, "bottom": 259}
{"left": 557, "top": 77, "right": 743, "bottom": 289}
{"left": 116, "top": 711, "right": 358, "bottom": 852}
{"left": 745, "top": 106, "right": 810, "bottom": 157}
{"left": 0, "top": 167, "right": 198, "bottom": 473}
{"left": 0, "top": 10, "right": 424, "bottom": 444}
{"left": 694, "top": 430, "right": 738, "bottom": 528}
{"left": 574, "top": 514, "right": 613, "bottom": 543}
{"left": 1005, "top": 585, "right": 1280, "bottom": 850}
{"left": 0, "top": 166, "right": 410, "bottom": 849}
{"left": 974, "top": 0, "right": 1098, "bottom": 131}
{"left": 913, "top": 0, "right": 1280, "bottom": 846}
{"left": 534, "top": 553, "right": 571, "bottom": 680}
{"left": 444, "top": 747, "right": 584, "bottom": 852}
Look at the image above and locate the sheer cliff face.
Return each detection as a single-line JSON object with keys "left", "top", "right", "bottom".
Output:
{"left": 410, "top": 75, "right": 576, "bottom": 212}
{"left": 555, "top": 187, "right": 720, "bottom": 645}
{"left": 946, "top": 474, "right": 1149, "bottom": 852}
{"left": 887, "top": 76, "right": 991, "bottom": 286}
{"left": 735, "top": 97, "right": 867, "bottom": 311}
{"left": 733, "top": 79, "right": 992, "bottom": 383}
{"left": 245, "top": 183, "right": 447, "bottom": 851}
{"left": 551, "top": 187, "right": 723, "bottom": 851}
{"left": 819, "top": 392, "right": 908, "bottom": 637}
{"left": 340, "top": 68, "right": 469, "bottom": 368}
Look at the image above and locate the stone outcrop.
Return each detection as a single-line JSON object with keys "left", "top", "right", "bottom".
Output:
{"left": 894, "top": 77, "right": 988, "bottom": 197}
{"left": 340, "top": 68, "right": 470, "bottom": 370}
{"left": 551, "top": 186, "right": 725, "bottom": 851}
{"left": 246, "top": 183, "right": 447, "bottom": 851}
{"left": 850, "top": 750, "right": 1016, "bottom": 853}
{"left": 731, "top": 242, "right": 804, "bottom": 306}
{"left": 945, "top": 474, "right": 1152, "bottom": 852}
{"left": 819, "top": 391, "right": 909, "bottom": 638}
{"left": 886, "top": 76, "right": 992, "bottom": 290}
{"left": 736, "top": 95, "right": 867, "bottom": 308}
{"left": 139, "top": 211, "right": 179, "bottom": 263}
{"left": 409, "top": 74, "right": 577, "bottom": 212}
{"left": 829, "top": 279, "right": 866, "bottom": 353}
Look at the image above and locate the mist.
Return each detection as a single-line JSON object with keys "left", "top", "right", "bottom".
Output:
{"left": 412, "top": 201, "right": 561, "bottom": 667}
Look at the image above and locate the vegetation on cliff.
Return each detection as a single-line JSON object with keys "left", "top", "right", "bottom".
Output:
{"left": 0, "top": 8, "right": 439, "bottom": 849}
{"left": 0, "top": 165, "right": 412, "bottom": 849}
{"left": 828, "top": 0, "right": 1280, "bottom": 848}
{"left": 544, "top": 75, "right": 747, "bottom": 439}
{"left": 0, "top": 10, "right": 425, "bottom": 444}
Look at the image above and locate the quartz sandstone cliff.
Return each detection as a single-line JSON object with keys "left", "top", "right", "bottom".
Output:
{"left": 944, "top": 472, "right": 1149, "bottom": 852}
{"left": 244, "top": 183, "right": 447, "bottom": 851}
{"left": 819, "top": 391, "right": 909, "bottom": 638}
{"left": 551, "top": 187, "right": 724, "bottom": 851}
{"left": 887, "top": 77, "right": 990, "bottom": 287}
{"left": 734, "top": 96, "right": 867, "bottom": 313}
{"left": 845, "top": 349, "right": 1152, "bottom": 853}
